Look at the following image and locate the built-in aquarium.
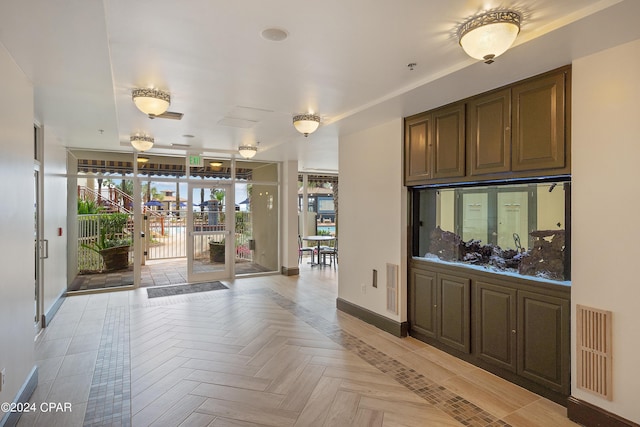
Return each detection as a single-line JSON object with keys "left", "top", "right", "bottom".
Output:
{"left": 412, "top": 180, "right": 570, "bottom": 283}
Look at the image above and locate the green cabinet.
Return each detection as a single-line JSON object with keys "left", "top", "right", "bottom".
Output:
{"left": 404, "top": 103, "right": 466, "bottom": 184}
{"left": 404, "top": 113, "right": 431, "bottom": 184}
{"left": 409, "top": 260, "right": 570, "bottom": 401}
{"left": 474, "top": 281, "right": 517, "bottom": 372}
{"left": 409, "top": 266, "right": 470, "bottom": 354}
{"left": 405, "top": 66, "right": 571, "bottom": 186}
{"left": 512, "top": 72, "right": 567, "bottom": 172}
{"left": 517, "top": 290, "right": 570, "bottom": 395}
{"left": 467, "top": 89, "right": 511, "bottom": 176}
{"left": 432, "top": 103, "right": 466, "bottom": 179}
{"left": 437, "top": 273, "right": 470, "bottom": 353}
{"left": 409, "top": 267, "right": 437, "bottom": 338}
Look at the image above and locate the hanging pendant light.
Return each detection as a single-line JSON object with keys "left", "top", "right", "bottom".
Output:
{"left": 132, "top": 88, "right": 171, "bottom": 115}
{"left": 238, "top": 145, "right": 258, "bottom": 159}
{"left": 458, "top": 10, "right": 521, "bottom": 64}
{"left": 293, "top": 114, "right": 321, "bottom": 137}
{"left": 130, "top": 134, "right": 154, "bottom": 152}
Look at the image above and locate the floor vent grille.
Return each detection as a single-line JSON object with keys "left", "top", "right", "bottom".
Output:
{"left": 576, "top": 304, "right": 613, "bottom": 400}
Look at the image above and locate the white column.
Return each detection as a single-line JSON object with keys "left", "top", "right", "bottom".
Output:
{"left": 281, "top": 160, "right": 299, "bottom": 274}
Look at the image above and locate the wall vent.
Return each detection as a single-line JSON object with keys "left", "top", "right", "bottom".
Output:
{"left": 386, "top": 263, "right": 399, "bottom": 314}
{"left": 576, "top": 304, "right": 613, "bottom": 400}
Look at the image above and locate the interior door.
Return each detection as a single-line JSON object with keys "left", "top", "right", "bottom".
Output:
{"left": 187, "top": 183, "right": 232, "bottom": 282}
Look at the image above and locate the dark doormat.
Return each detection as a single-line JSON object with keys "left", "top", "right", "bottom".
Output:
{"left": 147, "top": 281, "right": 228, "bottom": 298}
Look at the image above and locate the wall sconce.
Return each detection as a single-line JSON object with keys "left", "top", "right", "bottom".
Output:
{"left": 238, "top": 145, "right": 258, "bottom": 159}
{"left": 293, "top": 113, "right": 321, "bottom": 137}
{"left": 130, "top": 134, "right": 154, "bottom": 152}
{"left": 136, "top": 156, "right": 150, "bottom": 163}
{"left": 458, "top": 10, "right": 521, "bottom": 64}
{"left": 132, "top": 88, "right": 171, "bottom": 115}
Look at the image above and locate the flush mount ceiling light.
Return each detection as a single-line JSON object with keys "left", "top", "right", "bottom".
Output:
{"left": 458, "top": 10, "right": 521, "bottom": 64}
{"left": 293, "top": 114, "right": 321, "bottom": 137}
{"left": 132, "top": 88, "right": 170, "bottom": 115}
{"left": 130, "top": 134, "right": 154, "bottom": 152}
{"left": 238, "top": 145, "right": 258, "bottom": 159}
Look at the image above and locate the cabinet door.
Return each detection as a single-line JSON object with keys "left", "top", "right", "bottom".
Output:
{"left": 405, "top": 113, "right": 431, "bottom": 184}
{"left": 437, "top": 273, "right": 470, "bottom": 353}
{"left": 467, "top": 89, "right": 511, "bottom": 176}
{"left": 517, "top": 290, "right": 570, "bottom": 394}
{"left": 512, "top": 72, "right": 566, "bottom": 172}
{"left": 409, "top": 268, "right": 437, "bottom": 338}
{"left": 474, "top": 281, "right": 517, "bottom": 372}
{"left": 432, "top": 103, "right": 466, "bottom": 179}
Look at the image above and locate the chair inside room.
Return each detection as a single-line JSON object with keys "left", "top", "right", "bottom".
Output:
{"left": 298, "top": 235, "right": 315, "bottom": 264}
{"left": 320, "top": 238, "right": 338, "bottom": 267}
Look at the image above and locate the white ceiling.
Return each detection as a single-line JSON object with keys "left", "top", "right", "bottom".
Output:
{"left": 1, "top": 0, "right": 639, "bottom": 172}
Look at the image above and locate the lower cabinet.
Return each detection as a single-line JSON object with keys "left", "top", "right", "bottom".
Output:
{"left": 517, "top": 290, "right": 570, "bottom": 394}
{"left": 409, "top": 261, "right": 570, "bottom": 399}
{"left": 437, "top": 274, "right": 470, "bottom": 353}
{"left": 475, "top": 281, "right": 517, "bottom": 372}
{"left": 409, "top": 268, "right": 470, "bottom": 354}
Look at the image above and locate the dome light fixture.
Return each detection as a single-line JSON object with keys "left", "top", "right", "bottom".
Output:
{"left": 238, "top": 145, "right": 258, "bottom": 159}
{"left": 293, "top": 113, "right": 321, "bottom": 137}
{"left": 458, "top": 10, "right": 521, "bottom": 64}
{"left": 130, "top": 134, "right": 154, "bottom": 152}
{"left": 132, "top": 88, "right": 171, "bottom": 115}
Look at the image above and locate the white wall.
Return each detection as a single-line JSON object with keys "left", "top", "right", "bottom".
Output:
{"left": 0, "top": 42, "right": 36, "bottom": 408}
{"left": 572, "top": 39, "right": 640, "bottom": 423}
{"left": 338, "top": 118, "right": 407, "bottom": 322}
{"left": 42, "top": 131, "right": 68, "bottom": 314}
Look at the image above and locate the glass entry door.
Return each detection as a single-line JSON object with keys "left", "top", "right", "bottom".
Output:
{"left": 187, "top": 183, "right": 232, "bottom": 282}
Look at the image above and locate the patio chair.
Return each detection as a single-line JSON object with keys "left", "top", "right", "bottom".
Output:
{"left": 320, "top": 238, "right": 338, "bottom": 267}
{"left": 298, "top": 235, "right": 314, "bottom": 264}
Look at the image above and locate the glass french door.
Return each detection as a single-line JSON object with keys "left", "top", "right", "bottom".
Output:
{"left": 187, "top": 183, "right": 232, "bottom": 282}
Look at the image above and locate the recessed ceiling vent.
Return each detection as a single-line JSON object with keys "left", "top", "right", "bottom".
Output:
{"left": 261, "top": 28, "right": 288, "bottom": 42}
{"left": 218, "top": 117, "right": 258, "bottom": 129}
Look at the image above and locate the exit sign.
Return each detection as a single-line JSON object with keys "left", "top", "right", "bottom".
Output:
{"left": 188, "top": 154, "right": 203, "bottom": 167}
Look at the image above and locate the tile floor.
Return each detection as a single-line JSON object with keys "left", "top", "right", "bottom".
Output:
{"left": 17, "top": 260, "right": 579, "bottom": 427}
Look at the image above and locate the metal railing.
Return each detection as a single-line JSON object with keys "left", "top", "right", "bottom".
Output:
{"left": 77, "top": 213, "right": 133, "bottom": 272}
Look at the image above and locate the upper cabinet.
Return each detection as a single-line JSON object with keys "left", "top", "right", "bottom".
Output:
{"left": 405, "top": 103, "right": 465, "bottom": 184}
{"left": 405, "top": 112, "right": 431, "bottom": 184}
{"left": 405, "top": 66, "right": 571, "bottom": 186}
{"left": 511, "top": 72, "right": 566, "bottom": 172}
{"left": 467, "top": 88, "right": 511, "bottom": 176}
{"left": 433, "top": 103, "right": 466, "bottom": 179}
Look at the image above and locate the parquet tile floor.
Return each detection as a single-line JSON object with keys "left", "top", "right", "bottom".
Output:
{"left": 18, "top": 261, "right": 578, "bottom": 426}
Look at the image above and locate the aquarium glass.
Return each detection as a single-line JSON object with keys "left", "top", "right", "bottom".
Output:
{"left": 413, "top": 180, "right": 570, "bottom": 283}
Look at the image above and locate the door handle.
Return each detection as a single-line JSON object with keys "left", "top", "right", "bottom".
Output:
{"left": 40, "top": 239, "right": 49, "bottom": 259}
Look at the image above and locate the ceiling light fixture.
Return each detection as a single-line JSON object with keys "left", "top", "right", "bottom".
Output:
{"left": 130, "top": 134, "right": 154, "bottom": 152}
{"left": 132, "top": 88, "right": 171, "bottom": 115}
{"left": 293, "top": 114, "right": 321, "bottom": 137}
{"left": 136, "top": 156, "right": 150, "bottom": 163}
{"left": 458, "top": 10, "right": 521, "bottom": 64}
{"left": 209, "top": 161, "right": 223, "bottom": 167}
{"left": 238, "top": 145, "right": 258, "bottom": 159}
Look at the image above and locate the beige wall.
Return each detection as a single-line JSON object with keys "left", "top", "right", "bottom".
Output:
{"left": 572, "top": 39, "right": 640, "bottom": 423}
{"left": 339, "top": 118, "right": 407, "bottom": 322}
{"left": 0, "top": 42, "right": 37, "bottom": 409}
